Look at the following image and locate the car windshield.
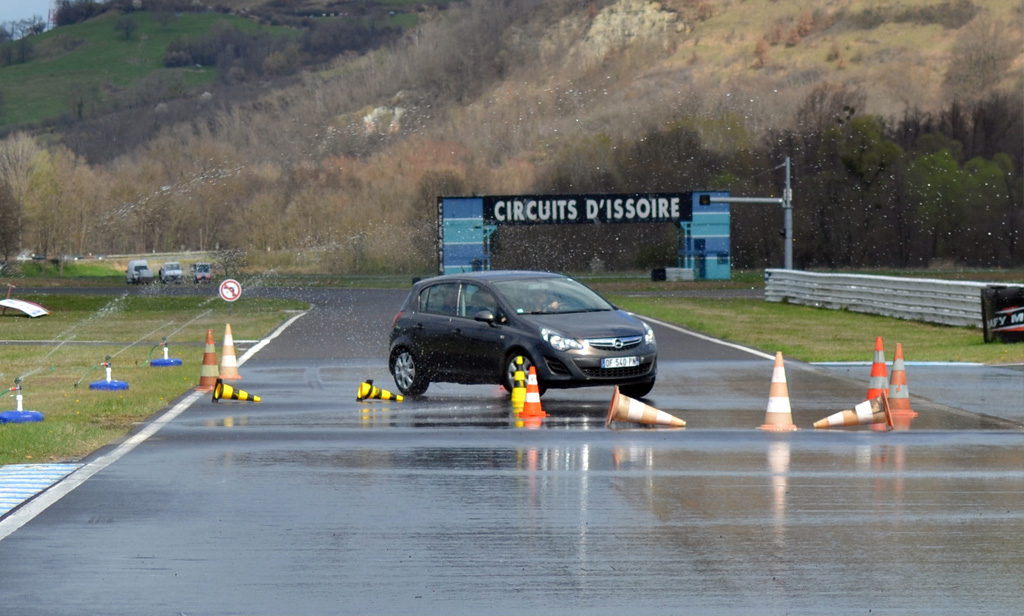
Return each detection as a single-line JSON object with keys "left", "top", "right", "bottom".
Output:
{"left": 493, "top": 277, "right": 614, "bottom": 315}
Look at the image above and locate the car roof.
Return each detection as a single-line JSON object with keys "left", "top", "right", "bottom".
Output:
{"left": 415, "top": 270, "right": 564, "bottom": 286}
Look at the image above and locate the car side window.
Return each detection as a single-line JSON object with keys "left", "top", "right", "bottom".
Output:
{"left": 459, "top": 284, "right": 498, "bottom": 318}
{"left": 421, "top": 283, "right": 459, "bottom": 316}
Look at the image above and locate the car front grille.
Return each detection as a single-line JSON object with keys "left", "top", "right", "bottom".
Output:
{"left": 586, "top": 335, "right": 642, "bottom": 350}
{"left": 578, "top": 360, "right": 654, "bottom": 379}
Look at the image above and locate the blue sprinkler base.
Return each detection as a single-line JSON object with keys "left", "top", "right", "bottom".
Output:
{"left": 89, "top": 380, "right": 130, "bottom": 391}
{"left": 0, "top": 410, "right": 45, "bottom": 423}
{"left": 150, "top": 358, "right": 183, "bottom": 367}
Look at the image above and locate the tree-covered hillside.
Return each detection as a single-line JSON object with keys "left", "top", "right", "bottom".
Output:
{"left": 0, "top": 0, "right": 1021, "bottom": 273}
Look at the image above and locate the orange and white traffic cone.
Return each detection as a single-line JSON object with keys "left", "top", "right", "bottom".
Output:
{"left": 813, "top": 391, "right": 893, "bottom": 430}
{"left": 759, "top": 352, "right": 798, "bottom": 431}
{"left": 196, "top": 329, "right": 219, "bottom": 391}
{"left": 605, "top": 386, "right": 685, "bottom": 428}
{"left": 888, "top": 343, "right": 918, "bottom": 419}
{"left": 219, "top": 323, "right": 242, "bottom": 380}
{"left": 521, "top": 366, "right": 547, "bottom": 418}
{"left": 867, "top": 336, "right": 888, "bottom": 400}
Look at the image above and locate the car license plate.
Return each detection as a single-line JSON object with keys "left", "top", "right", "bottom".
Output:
{"left": 602, "top": 356, "right": 639, "bottom": 369}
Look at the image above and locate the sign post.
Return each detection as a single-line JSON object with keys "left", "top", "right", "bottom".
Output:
{"left": 219, "top": 278, "right": 241, "bottom": 316}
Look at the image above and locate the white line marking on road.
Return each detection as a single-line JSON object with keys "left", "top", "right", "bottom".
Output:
{"left": 636, "top": 314, "right": 776, "bottom": 361}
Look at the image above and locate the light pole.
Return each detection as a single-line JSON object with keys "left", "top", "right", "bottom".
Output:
{"left": 707, "top": 157, "right": 793, "bottom": 270}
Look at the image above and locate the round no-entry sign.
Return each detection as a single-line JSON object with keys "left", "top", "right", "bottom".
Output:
{"left": 219, "top": 278, "right": 242, "bottom": 302}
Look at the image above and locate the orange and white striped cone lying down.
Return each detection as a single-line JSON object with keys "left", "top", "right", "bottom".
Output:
{"left": 813, "top": 391, "right": 893, "bottom": 430}
{"left": 605, "top": 386, "right": 685, "bottom": 428}
{"left": 759, "top": 352, "right": 798, "bottom": 431}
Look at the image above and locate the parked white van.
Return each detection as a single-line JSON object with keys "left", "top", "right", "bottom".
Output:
{"left": 126, "top": 260, "right": 154, "bottom": 284}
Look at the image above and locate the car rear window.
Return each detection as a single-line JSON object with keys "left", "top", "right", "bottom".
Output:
{"left": 420, "top": 282, "right": 459, "bottom": 316}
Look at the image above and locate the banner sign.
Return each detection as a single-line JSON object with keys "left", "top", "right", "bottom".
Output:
{"left": 482, "top": 193, "right": 692, "bottom": 225}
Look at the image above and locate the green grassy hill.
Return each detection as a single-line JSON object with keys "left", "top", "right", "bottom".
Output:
{"left": 0, "top": 11, "right": 289, "bottom": 129}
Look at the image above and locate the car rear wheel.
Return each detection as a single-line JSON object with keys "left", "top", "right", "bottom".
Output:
{"left": 391, "top": 348, "right": 429, "bottom": 396}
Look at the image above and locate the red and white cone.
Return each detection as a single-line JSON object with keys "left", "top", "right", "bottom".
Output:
{"left": 521, "top": 366, "right": 547, "bottom": 418}
{"left": 867, "top": 336, "right": 888, "bottom": 400}
{"left": 888, "top": 343, "right": 918, "bottom": 419}
{"left": 196, "top": 329, "right": 219, "bottom": 391}
{"left": 759, "top": 352, "right": 798, "bottom": 431}
{"left": 219, "top": 323, "right": 241, "bottom": 380}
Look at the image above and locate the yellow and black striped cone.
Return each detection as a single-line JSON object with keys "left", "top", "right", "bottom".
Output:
{"left": 212, "top": 378, "right": 261, "bottom": 403}
{"left": 356, "top": 379, "right": 404, "bottom": 402}
{"left": 511, "top": 356, "right": 526, "bottom": 412}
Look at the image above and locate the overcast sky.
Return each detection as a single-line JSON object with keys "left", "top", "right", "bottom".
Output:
{"left": 0, "top": 0, "right": 55, "bottom": 27}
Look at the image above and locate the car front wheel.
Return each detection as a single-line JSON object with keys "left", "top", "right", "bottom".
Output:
{"left": 391, "top": 349, "right": 429, "bottom": 396}
{"left": 618, "top": 379, "right": 655, "bottom": 399}
{"left": 503, "top": 352, "right": 546, "bottom": 395}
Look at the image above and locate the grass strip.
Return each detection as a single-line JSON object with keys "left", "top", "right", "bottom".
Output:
{"left": 0, "top": 294, "right": 306, "bottom": 465}
{"left": 609, "top": 294, "right": 1024, "bottom": 365}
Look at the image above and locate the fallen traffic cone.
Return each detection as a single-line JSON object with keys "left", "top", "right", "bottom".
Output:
{"left": 867, "top": 336, "right": 889, "bottom": 400}
{"left": 887, "top": 343, "right": 918, "bottom": 418}
{"left": 511, "top": 356, "right": 526, "bottom": 412}
{"left": 813, "top": 392, "right": 893, "bottom": 430}
{"left": 212, "top": 378, "right": 260, "bottom": 403}
{"left": 219, "top": 324, "right": 242, "bottom": 380}
{"left": 759, "top": 352, "right": 798, "bottom": 431}
{"left": 521, "top": 366, "right": 547, "bottom": 418}
{"left": 357, "top": 379, "right": 404, "bottom": 402}
{"left": 605, "top": 386, "right": 685, "bottom": 428}
{"left": 196, "top": 329, "right": 219, "bottom": 391}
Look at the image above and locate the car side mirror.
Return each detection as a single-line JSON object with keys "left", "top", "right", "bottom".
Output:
{"left": 474, "top": 310, "right": 496, "bottom": 324}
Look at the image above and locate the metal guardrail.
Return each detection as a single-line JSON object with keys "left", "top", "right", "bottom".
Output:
{"left": 763, "top": 269, "right": 998, "bottom": 328}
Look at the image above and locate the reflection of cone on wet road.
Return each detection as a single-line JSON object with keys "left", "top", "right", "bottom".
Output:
{"left": 196, "top": 329, "right": 219, "bottom": 391}
{"left": 888, "top": 343, "right": 918, "bottom": 418}
{"left": 521, "top": 366, "right": 547, "bottom": 418}
{"left": 867, "top": 336, "right": 889, "bottom": 399}
{"left": 813, "top": 392, "right": 893, "bottom": 430}
{"left": 357, "top": 379, "right": 404, "bottom": 402}
{"left": 212, "top": 378, "right": 261, "bottom": 403}
{"left": 219, "top": 324, "right": 242, "bottom": 380}
{"left": 605, "top": 386, "right": 685, "bottom": 428}
{"left": 759, "top": 352, "right": 798, "bottom": 431}
{"left": 511, "top": 356, "right": 526, "bottom": 413}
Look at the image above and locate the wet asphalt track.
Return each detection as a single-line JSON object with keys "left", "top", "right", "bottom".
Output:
{"left": 0, "top": 286, "right": 1022, "bottom": 615}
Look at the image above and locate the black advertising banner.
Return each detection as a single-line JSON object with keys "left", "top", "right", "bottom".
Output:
{"left": 481, "top": 193, "right": 693, "bottom": 225}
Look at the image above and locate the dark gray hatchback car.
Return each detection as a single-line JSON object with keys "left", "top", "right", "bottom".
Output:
{"left": 388, "top": 270, "right": 657, "bottom": 398}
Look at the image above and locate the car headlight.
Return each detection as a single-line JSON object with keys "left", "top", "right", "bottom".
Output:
{"left": 643, "top": 321, "right": 656, "bottom": 345}
{"left": 541, "top": 328, "right": 584, "bottom": 351}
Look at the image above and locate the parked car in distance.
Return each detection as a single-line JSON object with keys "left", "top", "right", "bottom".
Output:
{"left": 159, "top": 261, "right": 183, "bottom": 284}
{"left": 388, "top": 270, "right": 657, "bottom": 398}
{"left": 126, "top": 260, "right": 154, "bottom": 284}
{"left": 191, "top": 262, "right": 211, "bottom": 283}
